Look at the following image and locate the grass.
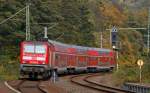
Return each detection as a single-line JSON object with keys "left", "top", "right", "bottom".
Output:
{"left": 0, "top": 55, "right": 19, "bottom": 80}
{"left": 112, "top": 63, "right": 150, "bottom": 86}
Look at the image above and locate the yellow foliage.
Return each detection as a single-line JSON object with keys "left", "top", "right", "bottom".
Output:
{"left": 99, "top": 1, "right": 127, "bottom": 26}
{"left": 132, "top": 9, "right": 148, "bottom": 26}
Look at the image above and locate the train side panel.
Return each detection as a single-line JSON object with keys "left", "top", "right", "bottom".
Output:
{"left": 20, "top": 40, "right": 117, "bottom": 79}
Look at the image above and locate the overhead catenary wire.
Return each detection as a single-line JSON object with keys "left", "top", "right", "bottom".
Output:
{"left": 106, "top": 27, "right": 147, "bottom": 31}
{"left": 32, "top": 23, "right": 57, "bottom": 25}
{"left": 0, "top": 6, "right": 27, "bottom": 25}
{"left": 47, "top": 23, "right": 58, "bottom": 30}
{"left": 55, "top": 33, "right": 64, "bottom": 41}
{"left": 0, "top": 1, "right": 58, "bottom": 41}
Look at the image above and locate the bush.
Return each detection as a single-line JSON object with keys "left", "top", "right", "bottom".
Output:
{"left": 0, "top": 55, "right": 19, "bottom": 80}
{"left": 113, "top": 66, "right": 139, "bottom": 86}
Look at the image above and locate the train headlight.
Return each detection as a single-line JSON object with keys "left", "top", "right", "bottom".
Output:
{"left": 22, "top": 61, "right": 26, "bottom": 63}
{"left": 112, "top": 45, "right": 116, "bottom": 49}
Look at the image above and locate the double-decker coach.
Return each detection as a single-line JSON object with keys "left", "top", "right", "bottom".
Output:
{"left": 20, "top": 40, "right": 116, "bottom": 79}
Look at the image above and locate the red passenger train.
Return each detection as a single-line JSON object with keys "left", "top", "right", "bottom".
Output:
{"left": 20, "top": 40, "right": 116, "bottom": 79}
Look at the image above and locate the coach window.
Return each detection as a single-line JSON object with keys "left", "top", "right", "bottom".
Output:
{"left": 55, "top": 54, "right": 59, "bottom": 66}
{"left": 89, "top": 57, "right": 97, "bottom": 61}
{"left": 67, "top": 55, "right": 70, "bottom": 62}
{"left": 55, "top": 54, "right": 59, "bottom": 60}
{"left": 98, "top": 57, "right": 103, "bottom": 65}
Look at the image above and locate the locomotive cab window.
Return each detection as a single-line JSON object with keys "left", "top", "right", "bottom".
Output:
{"left": 23, "top": 44, "right": 46, "bottom": 54}
{"left": 35, "top": 45, "right": 46, "bottom": 54}
{"left": 24, "top": 44, "right": 34, "bottom": 53}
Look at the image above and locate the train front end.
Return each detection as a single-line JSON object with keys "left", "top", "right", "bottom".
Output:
{"left": 20, "top": 41, "right": 50, "bottom": 79}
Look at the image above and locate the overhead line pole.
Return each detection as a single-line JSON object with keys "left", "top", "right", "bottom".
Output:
{"left": 26, "top": 3, "right": 30, "bottom": 41}
{"left": 100, "top": 31, "right": 103, "bottom": 48}
{"left": 147, "top": 7, "right": 150, "bottom": 53}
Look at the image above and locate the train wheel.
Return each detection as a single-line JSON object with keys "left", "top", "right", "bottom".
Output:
{"left": 42, "top": 71, "right": 49, "bottom": 80}
{"left": 28, "top": 73, "right": 38, "bottom": 80}
{"left": 88, "top": 68, "right": 96, "bottom": 73}
{"left": 19, "top": 70, "right": 24, "bottom": 79}
{"left": 110, "top": 67, "right": 114, "bottom": 72}
{"left": 67, "top": 68, "right": 75, "bottom": 74}
{"left": 71, "top": 69, "right": 75, "bottom": 74}
{"left": 33, "top": 73, "right": 38, "bottom": 80}
{"left": 42, "top": 72, "right": 46, "bottom": 79}
{"left": 29, "top": 73, "right": 34, "bottom": 79}
{"left": 48, "top": 71, "right": 51, "bottom": 78}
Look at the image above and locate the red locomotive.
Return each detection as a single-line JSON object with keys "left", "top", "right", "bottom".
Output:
{"left": 20, "top": 40, "right": 116, "bottom": 79}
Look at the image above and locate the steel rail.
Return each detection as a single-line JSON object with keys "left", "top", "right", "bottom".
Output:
{"left": 84, "top": 74, "right": 135, "bottom": 93}
{"left": 70, "top": 73, "right": 135, "bottom": 93}
{"left": 16, "top": 80, "right": 46, "bottom": 93}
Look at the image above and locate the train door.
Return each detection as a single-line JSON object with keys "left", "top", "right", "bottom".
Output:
{"left": 48, "top": 47, "right": 52, "bottom": 67}
{"left": 67, "top": 55, "right": 76, "bottom": 67}
{"left": 59, "top": 54, "right": 67, "bottom": 68}
{"left": 54, "top": 53, "right": 59, "bottom": 68}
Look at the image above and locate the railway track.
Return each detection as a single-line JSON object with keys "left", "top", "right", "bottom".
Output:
{"left": 15, "top": 80, "right": 46, "bottom": 93}
{"left": 70, "top": 73, "right": 135, "bottom": 93}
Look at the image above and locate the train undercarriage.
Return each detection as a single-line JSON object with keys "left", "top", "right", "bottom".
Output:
{"left": 20, "top": 64, "right": 114, "bottom": 79}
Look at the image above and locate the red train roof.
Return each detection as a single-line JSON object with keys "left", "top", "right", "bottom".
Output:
{"left": 87, "top": 50, "right": 99, "bottom": 56}
{"left": 48, "top": 40, "right": 113, "bottom": 55}
{"left": 22, "top": 40, "right": 114, "bottom": 56}
{"left": 67, "top": 48, "right": 76, "bottom": 53}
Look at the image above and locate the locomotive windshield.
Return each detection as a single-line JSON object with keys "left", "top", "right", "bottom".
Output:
{"left": 35, "top": 45, "right": 46, "bottom": 53}
{"left": 24, "top": 44, "right": 46, "bottom": 54}
{"left": 24, "top": 44, "right": 34, "bottom": 53}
